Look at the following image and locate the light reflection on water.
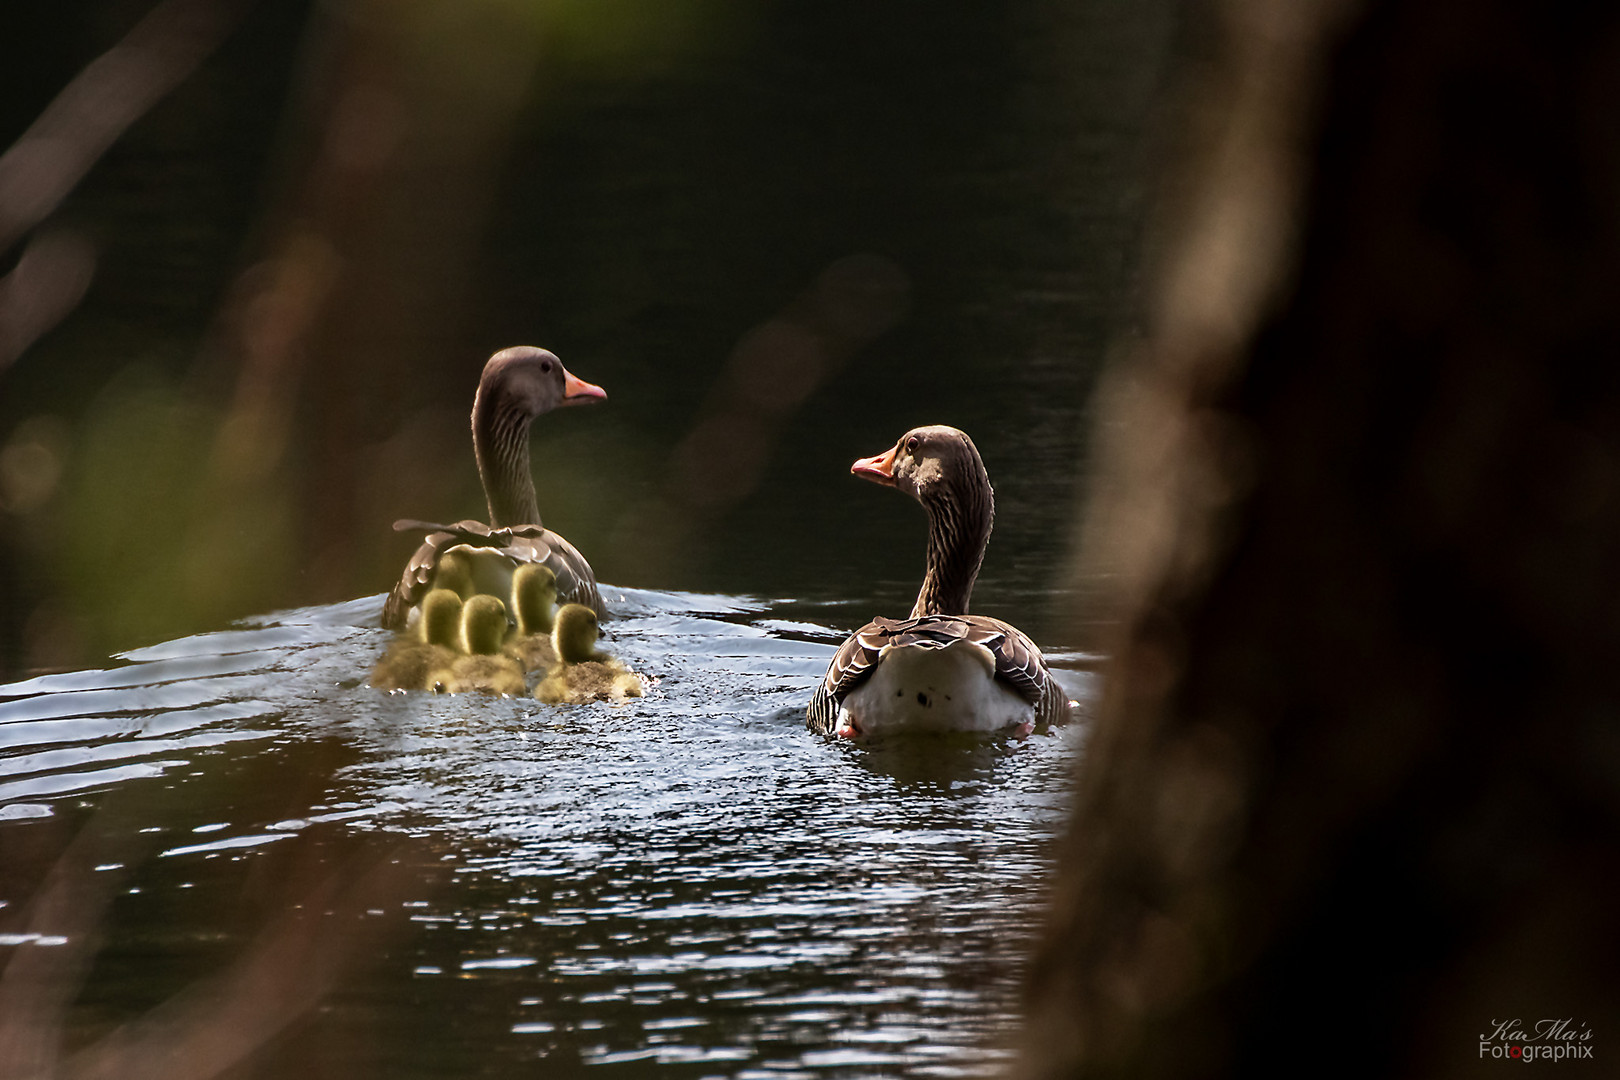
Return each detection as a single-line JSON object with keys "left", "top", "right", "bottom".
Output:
{"left": 0, "top": 586, "right": 1095, "bottom": 1076}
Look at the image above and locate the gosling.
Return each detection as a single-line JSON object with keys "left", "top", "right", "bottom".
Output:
{"left": 430, "top": 594, "right": 526, "bottom": 696}
{"left": 504, "top": 563, "right": 558, "bottom": 671}
{"left": 535, "top": 603, "right": 643, "bottom": 704}
{"left": 371, "top": 588, "right": 462, "bottom": 691}
{"left": 431, "top": 550, "right": 475, "bottom": 598}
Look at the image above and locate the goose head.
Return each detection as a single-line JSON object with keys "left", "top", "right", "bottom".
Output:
{"left": 512, "top": 563, "right": 558, "bottom": 636}
{"left": 552, "top": 602, "right": 607, "bottom": 664}
{"left": 419, "top": 588, "right": 465, "bottom": 648}
{"left": 852, "top": 425, "right": 988, "bottom": 504}
{"left": 477, "top": 347, "right": 607, "bottom": 418}
{"left": 852, "top": 425, "right": 994, "bottom": 617}
{"left": 461, "top": 594, "right": 511, "bottom": 656}
{"left": 472, "top": 347, "right": 607, "bottom": 527}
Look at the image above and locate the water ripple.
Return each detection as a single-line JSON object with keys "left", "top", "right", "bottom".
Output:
{"left": 0, "top": 586, "right": 1095, "bottom": 1077}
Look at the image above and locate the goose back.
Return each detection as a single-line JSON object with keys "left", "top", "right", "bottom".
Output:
{"left": 807, "top": 613, "right": 1070, "bottom": 735}
{"left": 381, "top": 519, "right": 602, "bottom": 630}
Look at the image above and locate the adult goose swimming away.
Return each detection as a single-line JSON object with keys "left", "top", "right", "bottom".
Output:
{"left": 806, "top": 425, "right": 1072, "bottom": 739}
{"left": 381, "top": 346, "right": 607, "bottom": 630}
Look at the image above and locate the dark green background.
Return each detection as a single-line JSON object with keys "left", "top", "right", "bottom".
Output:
{"left": 0, "top": 0, "right": 1177, "bottom": 673}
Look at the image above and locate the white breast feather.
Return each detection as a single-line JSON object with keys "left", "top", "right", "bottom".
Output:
{"left": 838, "top": 638, "right": 1032, "bottom": 736}
{"left": 459, "top": 546, "right": 522, "bottom": 598}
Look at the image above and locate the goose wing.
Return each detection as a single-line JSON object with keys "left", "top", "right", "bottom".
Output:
{"left": 806, "top": 614, "right": 1070, "bottom": 733}
{"left": 381, "top": 528, "right": 466, "bottom": 630}
{"left": 965, "top": 616, "right": 1072, "bottom": 728}
{"left": 521, "top": 529, "right": 604, "bottom": 618}
{"left": 390, "top": 518, "right": 547, "bottom": 544}
{"left": 381, "top": 519, "right": 603, "bottom": 630}
{"left": 807, "top": 617, "right": 904, "bottom": 733}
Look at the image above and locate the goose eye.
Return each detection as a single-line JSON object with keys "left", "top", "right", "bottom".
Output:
{"left": 540, "top": 359, "right": 553, "bottom": 374}
{"left": 905, "top": 437, "right": 919, "bottom": 454}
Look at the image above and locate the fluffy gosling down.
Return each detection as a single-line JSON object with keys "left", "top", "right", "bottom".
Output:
{"left": 431, "top": 550, "right": 475, "bottom": 599}
{"left": 535, "top": 603, "right": 643, "bottom": 705}
{"left": 371, "top": 588, "right": 463, "bottom": 690}
{"left": 504, "top": 563, "right": 558, "bottom": 671}
{"left": 430, "top": 594, "right": 526, "bottom": 696}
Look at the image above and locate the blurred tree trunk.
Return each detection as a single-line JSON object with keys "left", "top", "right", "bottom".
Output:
{"left": 1026, "top": 0, "right": 1620, "bottom": 1076}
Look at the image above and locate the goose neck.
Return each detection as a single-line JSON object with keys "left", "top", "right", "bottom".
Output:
{"left": 911, "top": 479, "right": 993, "bottom": 617}
{"left": 473, "top": 392, "right": 541, "bottom": 527}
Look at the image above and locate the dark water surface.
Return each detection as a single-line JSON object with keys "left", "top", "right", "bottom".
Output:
{"left": 0, "top": 588, "right": 1096, "bottom": 1076}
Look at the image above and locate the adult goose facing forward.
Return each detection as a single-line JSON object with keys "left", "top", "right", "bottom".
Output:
{"left": 806, "top": 425, "right": 1072, "bottom": 739}
{"left": 382, "top": 347, "right": 607, "bottom": 630}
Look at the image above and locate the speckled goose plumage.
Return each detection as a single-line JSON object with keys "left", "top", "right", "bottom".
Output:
{"left": 381, "top": 518, "right": 598, "bottom": 630}
{"left": 806, "top": 426, "right": 1071, "bottom": 737}
{"left": 380, "top": 347, "right": 606, "bottom": 631}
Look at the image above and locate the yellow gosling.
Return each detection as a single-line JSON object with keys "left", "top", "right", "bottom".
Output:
{"left": 371, "top": 589, "right": 462, "bottom": 690}
{"left": 431, "top": 594, "right": 525, "bottom": 696}
{"left": 504, "top": 563, "right": 558, "bottom": 671}
{"left": 535, "top": 603, "right": 642, "bottom": 705}
{"left": 431, "top": 550, "right": 475, "bottom": 598}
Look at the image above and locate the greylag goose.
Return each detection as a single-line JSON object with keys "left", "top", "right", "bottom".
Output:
{"left": 504, "top": 562, "right": 558, "bottom": 670}
{"left": 370, "top": 588, "right": 463, "bottom": 690}
{"left": 535, "top": 603, "right": 644, "bottom": 704}
{"left": 806, "top": 425, "right": 1071, "bottom": 738}
{"left": 381, "top": 346, "right": 607, "bottom": 630}
{"left": 429, "top": 594, "right": 526, "bottom": 696}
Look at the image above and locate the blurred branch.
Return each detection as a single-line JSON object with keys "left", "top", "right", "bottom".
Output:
{"left": 1070, "top": 0, "right": 1359, "bottom": 631}
{"left": 0, "top": 0, "right": 254, "bottom": 371}
{"left": 1028, "top": 0, "right": 1359, "bottom": 1072}
{"left": 60, "top": 841, "right": 418, "bottom": 1080}
{"left": 197, "top": 0, "right": 546, "bottom": 608}
{"left": 0, "top": 809, "right": 423, "bottom": 1080}
{"left": 1030, "top": 0, "right": 1620, "bottom": 1074}
{"left": 0, "top": 819, "right": 121, "bottom": 1080}
{"left": 0, "top": 229, "right": 96, "bottom": 371}
{"left": 0, "top": 0, "right": 254, "bottom": 255}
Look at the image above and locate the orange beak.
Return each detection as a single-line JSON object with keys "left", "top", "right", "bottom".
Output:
{"left": 560, "top": 367, "right": 607, "bottom": 405}
{"left": 851, "top": 444, "right": 899, "bottom": 486}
